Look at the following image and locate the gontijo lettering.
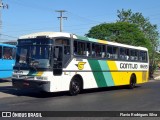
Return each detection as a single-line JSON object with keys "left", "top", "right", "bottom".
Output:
{"left": 120, "top": 63, "right": 138, "bottom": 69}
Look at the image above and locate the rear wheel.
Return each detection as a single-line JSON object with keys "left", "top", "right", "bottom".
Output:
{"left": 69, "top": 77, "right": 82, "bottom": 96}
{"left": 129, "top": 74, "right": 136, "bottom": 89}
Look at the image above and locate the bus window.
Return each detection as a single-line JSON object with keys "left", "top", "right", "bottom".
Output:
{"left": 139, "top": 51, "right": 147, "bottom": 62}
{"left": 112, "top": 46, "right": 118, "bottom": 59}
{"left": 120, "top": 48, "right": 126, "bottom": 60}
{"left": 3, "top": 47, "right": 14, "bottom": 59}
{"left": 125, "top": 49, "right": 130, "bottom": 60}
{"left": 19, "top": 48, "right": 28, "bottom": 63}
{"left": 101, "top": 45, "right": 106, "bottom": 58}
{"left": 76, "top": 41, "right": 86, "bottom": 56}
{"left": 64, "top": 46, "right": 70, "bottom": 55}
{"left": 55, "top": 39, "right": 70, "bottom": 55}
{"left": 86, "top": 43, "right": 91, "bottom": 57}
{"left": 92, "top": 43, "right": 96, "bottom": 57}
{"left": 74, "top": 41, "right": 78, "bottom": 55}
{"left": 107, "top": 46, "right": 112, "bottom": 59}
{"left": 135, "top": 50, "right": 139, "bottom": 61}
{"left": 0, "top": 46, "right": 2, "bottom": 59}
{"left": 55, "top": 39, "right": 70, "bottom": 45}
{"left": 95, "top": 44, "right": 101, "bottom": 57}
{"left": 130, "top": 49, "right": 138, "bottom": 61}
{"left": 107, "top": 46, "right": 118, "bottom": 59}
{"left": 120, "top": 48, "right": 129, "bottom": 60}
{"left": 94, "top": 44, "right": 106, "bottom": 58}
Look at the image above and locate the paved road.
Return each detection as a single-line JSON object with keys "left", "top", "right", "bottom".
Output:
{"left": 0, "top": 80, "right": 160, "bottom": 120}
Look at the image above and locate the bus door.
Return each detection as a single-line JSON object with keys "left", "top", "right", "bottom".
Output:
{"left": 53, "top": 45, "right": 63, "bottom": 75}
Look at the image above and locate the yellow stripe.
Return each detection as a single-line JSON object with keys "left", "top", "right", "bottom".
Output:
{"left": 107, "top": 61, "right": 124, "bottom": 86}
{"left": 37, "top": 71, "right": 43, "bottom": 76}
{"left": 98, "top": 40, "right": 107, "bottom": 44}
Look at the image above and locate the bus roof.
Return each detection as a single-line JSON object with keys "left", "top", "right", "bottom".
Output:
{"left": 19, "top": 32, "right": 148, "bottom": 51}
{"left": 0, "top": 43, "right": 16, "bottom": 48}
{"left": 19, "top": 32, "right": 77, "bottom": 39}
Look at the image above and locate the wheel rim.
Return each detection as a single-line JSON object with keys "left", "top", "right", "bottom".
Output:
{"left": 130, "top": 76, "right": 136, "bottom": 88}
{"left": 71, "top": 81, "right": 80, "bottom": 94}
{"left": 131, "top": 81, "right": 135, "bottom": 88}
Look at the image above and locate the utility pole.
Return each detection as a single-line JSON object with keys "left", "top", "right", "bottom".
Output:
{"left": 0, "top": 0, "right": 8, "bottom": 39}
{"left": 55, "top": 10, "right": 67, "bottom": 32}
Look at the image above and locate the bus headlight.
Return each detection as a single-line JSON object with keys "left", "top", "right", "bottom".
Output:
{"left": 35, "top": 76, "right": 48, "bottom": 80}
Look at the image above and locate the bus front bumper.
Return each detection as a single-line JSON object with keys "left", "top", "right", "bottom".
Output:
{"left": 12, "top": 79, "right": 50, "bottom": 92}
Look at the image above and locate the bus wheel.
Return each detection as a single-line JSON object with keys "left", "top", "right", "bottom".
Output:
{"left": 129, "top": 74, "right": 136, "bottom": 89}
{"left": 69, "top": 77, "right": 82, "bottom": 96}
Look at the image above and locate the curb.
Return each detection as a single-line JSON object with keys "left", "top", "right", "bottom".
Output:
{"left": 154, "top": 76, "right": 160, "bottom": 80}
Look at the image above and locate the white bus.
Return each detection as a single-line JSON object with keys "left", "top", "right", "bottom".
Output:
{"left": 12, "top": 32, "right": 149, "bottom": 95}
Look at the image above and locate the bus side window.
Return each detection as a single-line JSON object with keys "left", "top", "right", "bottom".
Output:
{"left": 95, "top": 44, "right": 101, "bottom": 57}
{"left": 3, "top": 47, "right": 13, "bottom": 59}
{"left": 107, "top": 46, "right": 112, "bottom": 59}
{"left": 86, "top": 43, "right": 91, "bottom": 57}
{"left": 101, "top": 45, "right": 106, "bottom": 58}
{"left": 112, "top": 46, "right": 118, "bottom": 59}
{"left": 125, "top": 49, "right": 130, "bottom": 60}
{"left": 75, "top": 41, "right": 86, "bottom": 56}
{"left": 92, "top": 44, "right": 96, "bottom": 57}
{"left": 120, "top": 48, "right": 129, "bottom": 60}
{"left": 74, "top": 41, "right": 78, "bottom": 55}
{"left": 120, "top": 48, "right": 125, "bottom": 60}
{"left": 139, "top": 51, "right": 147, "bottom": 62}
{"left": 130, "top": 49, "right": 138, "bottom": 61}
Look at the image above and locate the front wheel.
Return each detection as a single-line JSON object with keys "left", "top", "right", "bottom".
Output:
{"left": 69, "top": 77, "right": 82, "bottom": 96}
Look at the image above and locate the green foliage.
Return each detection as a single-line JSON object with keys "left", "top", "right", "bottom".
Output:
{"left": 86, "top": 22, "right": 151, "bottom": 51}
{"left": 117, "top": 9, "right": 159, "bottom": 50}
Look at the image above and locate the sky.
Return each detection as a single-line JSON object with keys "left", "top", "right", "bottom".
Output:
{"left": 1, "top": 0, "right": 160, "bottom": 41}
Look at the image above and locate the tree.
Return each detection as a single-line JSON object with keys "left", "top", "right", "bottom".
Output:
{"left": 86, "top": 22, "right": 151, "bottom": 50}
{"left": 117, "top": 9, "right": 159, "bottom": 49}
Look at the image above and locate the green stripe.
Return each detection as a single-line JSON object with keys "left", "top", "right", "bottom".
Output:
{"left": 88, "top": 38, "right": 98, "bottom": 43}
{"left": 98, "top": 61, "right": 115, "bottom": 86}
{"left": 76, "top": 35, "right": 89, "bottom": 41}
{"left": 28, "top": 71, "right": 37, "bottom": 76}
{"left": 88, "top": 60, "right": 107, "bottom": 87}
{"left": 75, "top": 35, "right": 98, "bottom": 43}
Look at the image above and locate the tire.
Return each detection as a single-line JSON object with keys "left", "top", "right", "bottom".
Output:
{"left": 129, "top": 75, "right": 136, "bottom": 89}
{"left": 69, "top": 77, "right": 82, "bottom": 96}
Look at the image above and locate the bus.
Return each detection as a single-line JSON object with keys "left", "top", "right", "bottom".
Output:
{"left": 0, "top": 43, "right": 16, "bottom": 79}
{"left": 12, "top": 32, "right": 149, "bottom": 95}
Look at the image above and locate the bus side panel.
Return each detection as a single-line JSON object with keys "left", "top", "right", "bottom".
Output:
{"left": 55, "top": 59, "right": 149, "bottom": 92}
{"left": 107, "top": 61, "right": 149, "bottom": 86}
{"left": 0, "top": 59, "right": 15, "bottom": 78}
{"left": 61, "top": 59, "right": 99, "bottom": 90}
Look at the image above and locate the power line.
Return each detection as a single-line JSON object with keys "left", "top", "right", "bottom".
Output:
{"left": 56, "top": 10, "right": 67, "bottom": 32}
{"left": 0, "top": 33, "right": 18, "bottom": 38}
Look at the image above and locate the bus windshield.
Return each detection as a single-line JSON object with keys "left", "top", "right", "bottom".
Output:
{"left": 16, "top": 45, "right": 51, "bottom": 69}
